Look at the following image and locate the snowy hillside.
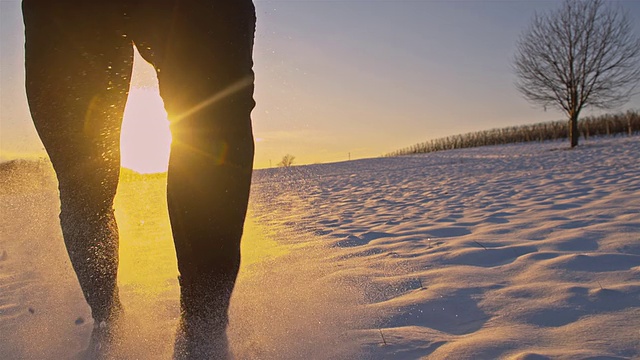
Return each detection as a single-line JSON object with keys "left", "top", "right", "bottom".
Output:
{"left": 1, "top": 136, "right": 639, "bottom": 359}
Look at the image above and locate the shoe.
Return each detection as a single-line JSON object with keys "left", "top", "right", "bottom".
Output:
{"left": 173, "top": 316, "right": 231, "bottom": 360}
{"left": 174, "top": 275, "right": 234, "bottom": 359}
{"left": 79, "top": 306, "right": 124, "bottom": 360}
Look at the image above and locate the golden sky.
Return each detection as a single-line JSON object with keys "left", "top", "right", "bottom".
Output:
{"left": 2, "top": 1, "right": 639, "bottom": 171}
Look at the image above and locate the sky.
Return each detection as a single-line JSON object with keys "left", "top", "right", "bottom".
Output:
{"left": 2, "top": 0, "right": 640, "bottom": 170}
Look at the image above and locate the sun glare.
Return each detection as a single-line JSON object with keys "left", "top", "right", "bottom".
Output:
{"left": 121, "top": 52, "right": 172, "bottom": 174}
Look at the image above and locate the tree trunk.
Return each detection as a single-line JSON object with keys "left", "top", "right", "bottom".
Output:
{"left": 569, "top": 112, "right": 579, "bottom": 148}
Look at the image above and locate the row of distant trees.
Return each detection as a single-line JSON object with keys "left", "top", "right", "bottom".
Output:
{"left": 386, "top": 110, "right": 639, "bottom": 157}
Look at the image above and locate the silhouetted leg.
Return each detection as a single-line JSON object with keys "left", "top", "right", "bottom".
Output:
{"left": 23, "top": 2, "right": 133, "bottom": 325}
{"left": 131, "top": 1, "right": 256, "bottom": 358}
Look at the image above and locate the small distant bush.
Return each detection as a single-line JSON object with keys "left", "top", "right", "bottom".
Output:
{"left": 277, "top": 154, "right": 295, "bottom": 167}
{"left": 386, "top": 110, "right": 639, "bottom": 157}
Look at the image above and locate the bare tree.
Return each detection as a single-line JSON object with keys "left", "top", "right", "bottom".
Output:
{"left": 277, "top": 154, "right": 295, "bottom": 167}
{"left": 513, "top": 0, "right": 640, "bottom": 147}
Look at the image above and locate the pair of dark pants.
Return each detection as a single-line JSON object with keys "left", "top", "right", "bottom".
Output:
{"left": 23, "top": 0, "right": 255, "bottom": 339}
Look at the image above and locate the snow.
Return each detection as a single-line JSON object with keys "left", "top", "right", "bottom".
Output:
{"left": 1, "top": 136, "right": 639, "bottom": 359}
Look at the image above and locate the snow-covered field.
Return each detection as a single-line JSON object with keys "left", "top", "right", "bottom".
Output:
{"left": 1, "top": 136, "right": 639, "bottom": 359}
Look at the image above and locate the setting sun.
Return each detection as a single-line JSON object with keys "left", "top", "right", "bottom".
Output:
{"left": 120, "top": 50, "right": 172, "bottom": 174}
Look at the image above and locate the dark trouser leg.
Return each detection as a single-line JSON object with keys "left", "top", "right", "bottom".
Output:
{"left": 131, "top": 1, "right": 256, "bottom": 357}
{"left": 23, "top": 2, "right": 133, "bottom": 324}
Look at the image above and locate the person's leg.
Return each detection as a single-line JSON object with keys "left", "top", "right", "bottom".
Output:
{"left": 131, "top": 1, "right": 256, "bottom": 357}
{"left": 23, "top": 1, "right": 133, "bottom": 325}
